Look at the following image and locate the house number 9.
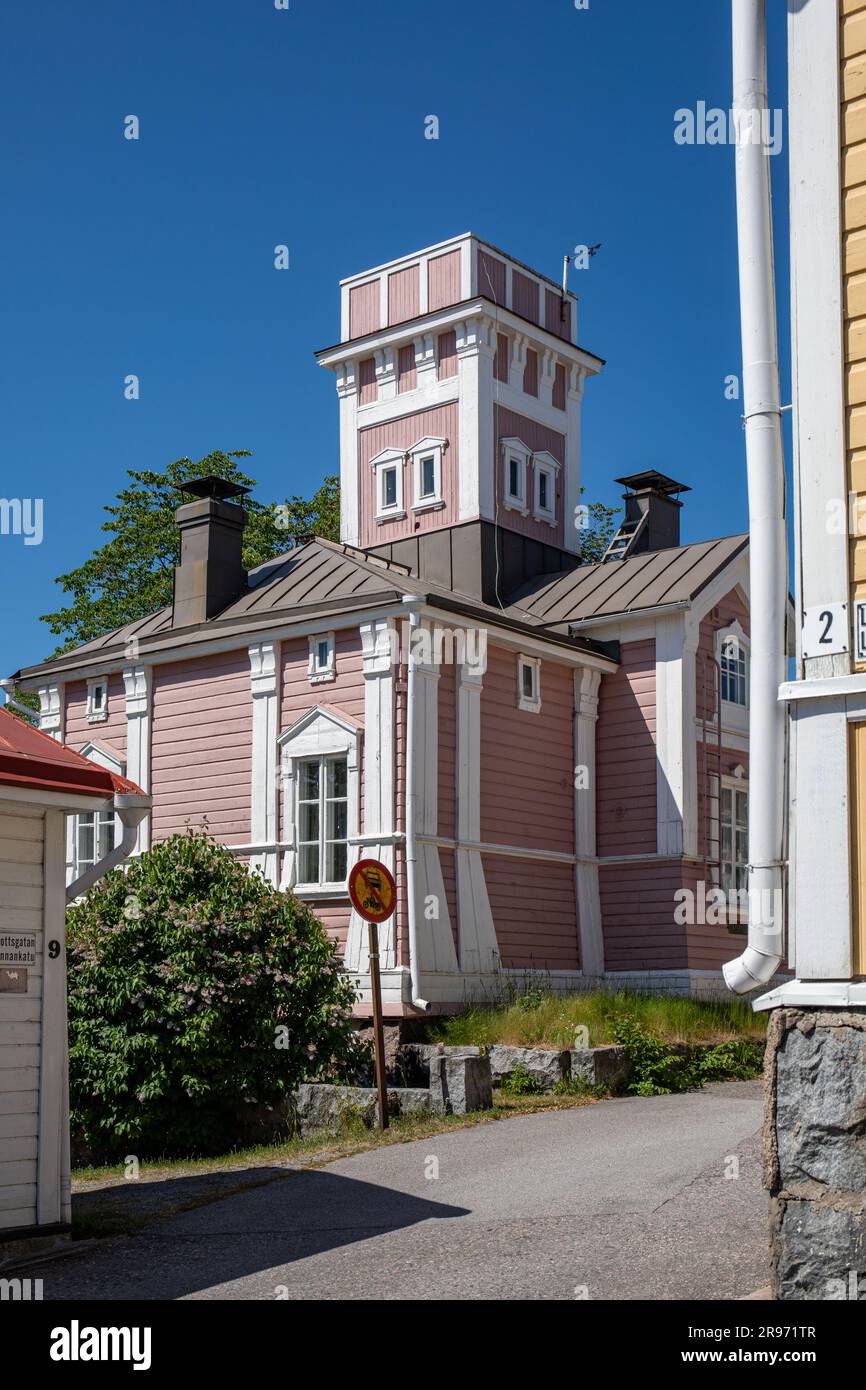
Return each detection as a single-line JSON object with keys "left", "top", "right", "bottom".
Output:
{"left": 47, "top": 940, "right": 61, "bottom": 959}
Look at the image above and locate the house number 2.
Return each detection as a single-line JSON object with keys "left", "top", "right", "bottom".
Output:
{"left": 802, "top": 602, "right": 849, "bottom": 659}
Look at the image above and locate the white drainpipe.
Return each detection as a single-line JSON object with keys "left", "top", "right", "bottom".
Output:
{"left": 723, "top": 0, "right": 787, "bottom": 993}
{"left": 66, "top": 793, "right": 152, "bottom": 902}
{"left": 403, "top": 604, "right": 430, "bottom": 1011}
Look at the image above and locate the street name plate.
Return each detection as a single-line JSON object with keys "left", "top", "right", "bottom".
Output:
{"left": 0, "top": 933, "right": 37, "bottom": 967}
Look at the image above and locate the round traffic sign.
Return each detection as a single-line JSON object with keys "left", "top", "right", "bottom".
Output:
{"left": 348, "top": 858, "right": 397, "bottom": 923}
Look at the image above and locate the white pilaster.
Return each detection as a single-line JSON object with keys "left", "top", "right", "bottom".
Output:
{"left": 249, "top": 640, "right": 280, "bottom": 884}
{"left": 122, "top": 664, "right": 152, "bottom": 852}
{"left": 374, "top": 346, "right": 397, "bottom": 402}
{"left": 345, "top": 619, "right": 398, "bottom": 973}
{"left": 564, "top": 366, "right": 585, "bottom": 557}
{"left": 539, "top": 348, "right": 556, "bottom": 408}
{"left": 456, "top": 316, "right": 496, "bottom": 521}
{"left": 575, "top": 667, "right": 605, "bottom": 977}
{"left": 508, "top": 333, "right": 528, "bottom": 392}
{"left": 414, "top": 332, "right": 436, "bottom": 389}
{"left": 409, "top": 625, "right": 459, "bottom": 976}
{"left": 336, "top": 361, "right": 360, "bottom": 546}
{"left": 455, "top": 656, "right": 499, "bottom": 973}
{"left": 656, "top": 615, "right": 698, "bottom": 858}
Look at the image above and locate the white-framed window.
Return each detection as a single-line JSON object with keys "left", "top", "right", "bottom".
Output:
{"left": 501, "top": 437, "right": 530, "bottom": 515}
{"left": 308, "top": 632, "right": 336, "bottom": 684}
{"left": 75, "top": 809, "right": 117, "bottom": 873}
{"left": 370, "top": 447, "right": 406, "bottom": 522}
{"left": 517, "top": 654, "right": 541, "bottom": 713}
{"left": 715, "top": 620, "right": 749, "bottom": 733}
{"left": 720, "top": 779, "right": 749, "bottom": 899}
{"left": 296, "top": 755, "right": 349, "bottom": 888}
{"left": 532, "top": 451, "right": 560, "bottom": 525}
{"left": 86, "top": 677, "right": 109, "bottom": 723}
{"left": 278, "top": 706, "right": 361, "bottom": 897}
{"left": 409, "top": 435, "right": 446, "bottom": 511}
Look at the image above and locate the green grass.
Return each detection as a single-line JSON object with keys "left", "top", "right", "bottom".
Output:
{"left": 422, "top": 988, "right": 766, "bottom": 1051}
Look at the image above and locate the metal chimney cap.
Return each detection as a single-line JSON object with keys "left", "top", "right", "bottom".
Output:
{"left": 177, "top": 475, "right": 250, "bottom": 502}
{"left": 614, "top": 470, "right": 691, "bottom": 496}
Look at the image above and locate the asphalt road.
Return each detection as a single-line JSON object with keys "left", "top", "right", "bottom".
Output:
{"left": 32, "top": 1081, "right": 766, "bottom": 1301}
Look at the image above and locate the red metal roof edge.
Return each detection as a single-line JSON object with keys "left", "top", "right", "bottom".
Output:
{"left": 0, "top": 708, "right": 145, "bottom": 800}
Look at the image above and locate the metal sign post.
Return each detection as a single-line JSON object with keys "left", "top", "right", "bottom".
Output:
{"left": 347, "top": 858, "right": 397, "bottom": 1131}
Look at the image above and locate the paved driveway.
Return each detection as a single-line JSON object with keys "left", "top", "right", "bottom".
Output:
{"left": 34, "top": 1081, "right": 766, "bottom": 1301}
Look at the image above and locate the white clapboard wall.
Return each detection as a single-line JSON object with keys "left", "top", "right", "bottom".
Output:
{"left": 0, "top": 806, "right": 44, "bottom": 1229}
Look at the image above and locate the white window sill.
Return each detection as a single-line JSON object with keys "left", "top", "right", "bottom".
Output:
{"left": 533, "top": 511, "right": 557, "bottom": 527}
{"left": 86, "top": 712, "right": 109, "bottom": 724}
{"left": 309, "top": 671, "right": 336, "bottom": 685}
{"left": 504, "top": 497, "right": 528, "bottom": 516}
{"left": 376, "top": 510, "right": 407, "bottom": 524}
{"left": 411, "top": 498, "right": 445, "bottom": 513}
{"left": 294, "top": 883, "right": 350, "bottom": 900}
{"left": 518, "top": 698, "right": 542, "bottom": 714}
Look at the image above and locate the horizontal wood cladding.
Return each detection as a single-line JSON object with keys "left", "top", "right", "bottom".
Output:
{"left": 479, "top": 644, "right": 574, "bottom": 853}
{"left": 151, "top": 651, "right": 252, "bottom": 843}
{"left": 596, "top": 640, "right": 657, "bottom": 856}
{"left": 437, "top": 658, "right": 456, "bottom": 839}
{"left": 483, "top": 853, "right": 578, "bottom": 970}
{"left": 65, "top": 673, "right": 127, "bottom": 760}
{"left": 598, "top": 860, "right": 689, "bottom": 971}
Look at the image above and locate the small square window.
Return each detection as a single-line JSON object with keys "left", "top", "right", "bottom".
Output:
{"left": 308, "top": 633, "right": 336, "bottom": 684}
{"left": 86, "top": 678, "right": 108, "bottom": 722}
{"left": 517, "top": 655, "right": 541, "bottom": 713}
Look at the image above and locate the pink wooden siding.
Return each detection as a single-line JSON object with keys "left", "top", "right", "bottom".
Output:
{"left": 494, "top": 405, "right": 566, "bottom": 547}
{"left": 696, "top": 590, "right": 750, "bottom": 721}
{"left": 479, "top": 645, "right": 574, "bottom": 853}
{"left": 397, "top": 343, "right": 416, "bottom": 394}
{"left": 545, "top": 288, "right": 572, "bottom": 342}
{"left": 599, "top": 860, "right": 688, "bottom": 971}
{"left": 483, "top": 855, "right": 579, "bottom": 970}
{"left": 359, "top": 403, "right": 459, "bottom": 547}
{"left": 358, "top": 356, "right": 377, "bottom": 406}
{"left": 437, "top": 330, "right": 457, "bottom": 380}
{"left": 523, "top": 348, "right": 539, "bottom": 397}
{"left": 552, "top": 362, "right": 567, "bottom": 410}
{"left": 279, "top": 631, "right": 366, "bottom": 955}
{"left": 151, "top": 651, "right": 252, "bottom": 843}
{"left": 596, "top": 640, "right": 657, "bottom": 856}
{"left": 478, "top": 249, "right": 506, "bottom": 304}
{"left": 437, "top": 657, "right": 456, "bottom": 838}
{"left": 349, "top": 281, "right": 380, "bottom": 338}
{"left": 512, "top": 270, "right": 540, "bottom": 324}
{"left": 427, "top": 250, "right": 461, "bottom": 311}
{"left": 388, "top": 265, "right": 420, "bottom": 325}
{"left": 64, "top": 674, "right": 127, "bottom": 761}
{"left": 494, "top": 332, "right": 509, "bottom": 384}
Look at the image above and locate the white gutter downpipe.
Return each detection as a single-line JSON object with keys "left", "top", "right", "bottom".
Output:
{"left": 723, "top": 0, "right": 787, "bottom": 994}
{"left": 403, "top": 604, "right": 430, "bottom": 1011}
{"left": 66, "top": 793, "right": 151, "bottom": 902}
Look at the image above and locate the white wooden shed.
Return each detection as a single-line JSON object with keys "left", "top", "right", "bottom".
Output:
{"left": 0, "top": 708, "right": 147, "bottom": 1249}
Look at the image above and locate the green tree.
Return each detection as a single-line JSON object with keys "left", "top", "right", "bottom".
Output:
{"left": 577, "top": 492, "right": 621, "bottom": 564}
{"left": 40, "top": 451, "right": 340, "bottom": 651}
{"left": 67, "top": 829, "right": 365, "bottom": 1158}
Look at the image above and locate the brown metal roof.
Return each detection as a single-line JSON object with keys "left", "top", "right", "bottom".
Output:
{"left": 504, "top": 534, "right": 748, "bottom": 628}
{"left": 13, "top": 533, "right": 747, "bottom": 683}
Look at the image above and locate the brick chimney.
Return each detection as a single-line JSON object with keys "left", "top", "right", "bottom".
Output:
{"left": 614, "top": 471, "right": 690, "bottom": 554}
{"left": 172, "top": 476, "right": 249, "bottom": 627}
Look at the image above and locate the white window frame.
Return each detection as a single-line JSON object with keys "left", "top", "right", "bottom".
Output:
{"left": 719, "top": 775, "right": 749, "bottom": 924}
{"left": 308, "top": 632, "right": 336, "bottom": 685}
{"left": 532, "top": 450, "right": 560, "bottom": 526}
{"left": 68, "top": 739, "right": 126, "bottom": 885}
{"left": 86, "top": 677, "right": 109, "bottom": 723}
{"left": 370, "top": 447, "right": 406, "bottom": 522}
{"left": 517, "top": 654, "right": 542, "bottom": 713}
{"left": 501, "top": 437, "right": 530, "bottom": 516}
{"left": 716, "top": 620, "right": 749, "bottom": 733}
{"left": 278, "top": 706, "right": 361, "bottom": 898}
{"left": 409, "top": 435, "right": 447, "bottom": 512}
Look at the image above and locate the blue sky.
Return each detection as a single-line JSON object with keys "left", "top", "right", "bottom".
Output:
{"left": 0, "top": 0, "right": 791, "bottom": 674}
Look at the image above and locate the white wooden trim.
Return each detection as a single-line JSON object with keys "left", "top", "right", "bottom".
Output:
{"left": 335, "top": 361, "right": 360, "bottom": 546}
{"left": 248, "top": 641, "right": 280, "bottom": 885}
{"left": 122, "top": 664, "right": 152, "bottom": 852}
{"left": 278, "top": 702, "right": 361, "bottom": 900}
{"left": 37, "top": 682, "right": 63, "bottom": 740}
{"left": 36, "top": 808, "right": 66, "bottom": 1227}
{"left": 655, "top": 613, "right": 698, "bottom": 857}
{"left": 455, "top": 662, "right": 499, "bottom": 972}
{"left": 788, "top": 0, "right": 848, "bottom": 674}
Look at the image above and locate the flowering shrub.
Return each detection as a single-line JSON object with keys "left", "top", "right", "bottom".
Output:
{"left": 67, "top": 830, "right": 363, "bottom": 1158}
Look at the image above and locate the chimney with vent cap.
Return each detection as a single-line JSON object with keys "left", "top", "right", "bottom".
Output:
{"left": 615, "top": 471, "right": 690, "bottom": 554}
{"left": 172, "top": 476, "right": 249, "bottom": 628}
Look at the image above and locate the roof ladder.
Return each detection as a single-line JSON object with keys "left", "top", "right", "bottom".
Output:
{"left": 601, "top": 509, "right": 648, "bottom": 562}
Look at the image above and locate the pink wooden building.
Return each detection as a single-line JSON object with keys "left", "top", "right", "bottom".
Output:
{"left": 11, "top": 234, "right": 755, "bottom": 1015}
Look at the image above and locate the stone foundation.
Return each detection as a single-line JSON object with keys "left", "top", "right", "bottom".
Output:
{"left": 765, "top": 1007, "right": 866, "bottom": 1300}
